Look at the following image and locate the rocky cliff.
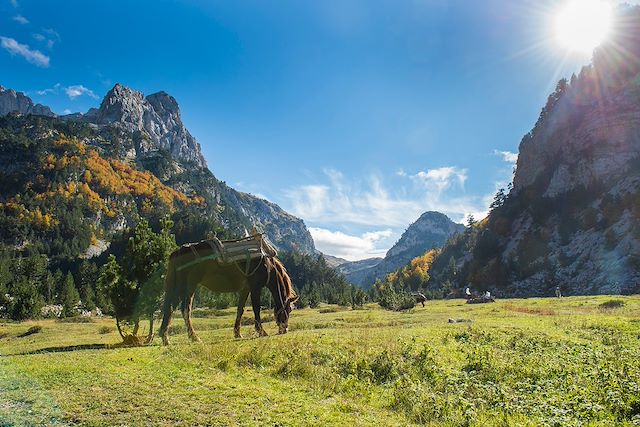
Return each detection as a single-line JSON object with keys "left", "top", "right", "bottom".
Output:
{"left": 342, "top": 211, "right": 463, "bottom": 287}
{"left": 78, "top": 84, "right": 207, "bottom": 168}
{"left": 428, "top": 6, "right": 640, "bottom": 296}
{"left": 0, "top": 86, "right": 55, "bottom": 117}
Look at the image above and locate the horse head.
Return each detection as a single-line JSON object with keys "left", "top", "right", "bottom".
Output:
{"left": 267, "top": 257, "right": 297, "bottom": 334}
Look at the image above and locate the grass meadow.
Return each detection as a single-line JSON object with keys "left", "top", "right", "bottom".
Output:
{"left": 1, "top": 296, "right": 639, "bottom": 426}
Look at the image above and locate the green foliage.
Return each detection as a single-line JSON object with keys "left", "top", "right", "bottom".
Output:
{"left": 97, "top": 217, "right": 177, "bottom": 333}
{"left": 279, "top": 252, "right": 358, "bottom": 308}
{"left": 58, "top": 272, "right": 80, "bottom": 318}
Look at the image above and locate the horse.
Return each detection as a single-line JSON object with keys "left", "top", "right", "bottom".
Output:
{"left": 414, "top": 292, "right": 427, "bottom": 307}
{"left": 158, "top": 239, "right": 297, "bottom": 345}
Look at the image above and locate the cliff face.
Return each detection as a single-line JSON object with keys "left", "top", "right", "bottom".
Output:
{"left": 341, "top": 212, "right": 463, "bottom": 287}
{"left": 428, "top": 6, "right": 640, "bottom": 296}
{"left": 0, "top": 86, "right": 55, "bottom": 117}
{"left": 83, "top": 84, "right": 207, "bottom": 168}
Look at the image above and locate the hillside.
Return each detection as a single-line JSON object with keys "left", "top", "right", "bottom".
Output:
{"left": 341, "top": 212, "right": 463, "bottom": 287}
{"left": 0, "top": 85, "right": 316, "bottom": 259}
{"left": 427, "top": 6, "right": 640, "bottom": 297}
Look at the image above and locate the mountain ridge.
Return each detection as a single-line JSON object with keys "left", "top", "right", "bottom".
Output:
{"left": 340, "top": 211, "right": 463, "bottom": 287}
{"left": 0, "top": 83, "right": 316, "bottom": 257}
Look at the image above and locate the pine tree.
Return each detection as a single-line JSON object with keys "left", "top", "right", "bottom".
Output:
{"left": 59, "top": 272, "right": 80, "bottom": 317}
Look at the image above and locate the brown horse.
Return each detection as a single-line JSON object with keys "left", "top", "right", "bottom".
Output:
{"left": 158, "top": 239, "right": 297, "bottom": 345}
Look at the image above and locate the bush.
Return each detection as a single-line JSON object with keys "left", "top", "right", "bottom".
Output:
{"left": 379, "top": 291, "right": 415, "bottom": 311}
{"left": 98, "top": 325, "right": 115, "bottom": 334}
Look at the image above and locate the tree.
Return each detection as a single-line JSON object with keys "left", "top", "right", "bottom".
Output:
{"left": 59, "top": 271, "right": 80, "bottom": 317}
{"left": 7, "top": 278, "right": 44, "bottom": 320}
{"left": 78, "top": 260, "right": 98, "bottom": 311}
{"left": 490, "top": 188, "right": 507, "bottom": 210}
{"left": 98, "top": 217, "right": 177, "bottom": 343}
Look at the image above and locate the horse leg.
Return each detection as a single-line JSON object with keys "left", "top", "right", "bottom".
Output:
{"left": 234, "top": 288, "right": 250, "bottom": 339}
{"left": 182, "top": 288, "right": 201, "bottom": 343}
{"left": 251, "top": 287, "right": 268, "bottom": 337}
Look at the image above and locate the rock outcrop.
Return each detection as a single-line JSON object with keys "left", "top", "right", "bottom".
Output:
{"left": 86, "top": 84, "right": 207, "bottom": 168}
{"left": 0, "top": 86, "right": 55, "bottom": 117}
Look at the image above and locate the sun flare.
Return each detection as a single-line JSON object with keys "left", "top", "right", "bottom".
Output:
{"left": 555, "top": 0, "right": 612, "bottom": 54}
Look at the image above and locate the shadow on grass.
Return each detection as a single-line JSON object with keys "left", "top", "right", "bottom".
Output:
{"left": 10, "top": 342, "right": 141, "bottom": 356}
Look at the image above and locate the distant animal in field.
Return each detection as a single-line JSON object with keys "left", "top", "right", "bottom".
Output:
{"left": 158, "top": 233, "right": 297, "bottom": 345}
{"left": 414, "top": 292, "right": 427, "bottom": 307}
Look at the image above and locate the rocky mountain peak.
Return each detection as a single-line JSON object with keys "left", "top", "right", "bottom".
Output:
{"left": 386, "top": 211, "right": 464, "bottom": 259}
{"left": 0, "top": 85, "right": 55, "bottom": 117}
{"left": 340, "top": 211, "right": 463, "bottom": 287}
{"left": 91, "top": 84, "right": 207, "bottom": 168}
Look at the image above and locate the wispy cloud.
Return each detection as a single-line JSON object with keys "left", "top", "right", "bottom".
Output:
{"left": 0, "top": 36, "right": 49, "bottom": 67}
{"left": 309, "top": 227, "right": 393, "bottom": 261}
{"left": 65, "top": 85, "right": 98, "bottom": 100}
{"left": 12, "top": 15, "right": 28, "bottom": 25}
{"left": 410, "top": 166, "right": 467, "bottom": 193}
{"left": 36, "top": 83, "right": 61, "bottom": 96}
{"left": 9, "top": 0, "right": 18, "bottom": 7}
{"left": 35, "top": 83, "right": 98, "bottom": 100}
{"left": 32, "top": 29, "right": 60, "bottom": 49}
{"left": 493, "top": 149, "right": 518, "bottom": 164}
{"left": 284, "top": 167, "right": 486, "bottom": 229}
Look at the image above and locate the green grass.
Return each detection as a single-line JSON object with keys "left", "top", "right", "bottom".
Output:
{"left": 1, "top": 296, "right": 640, "bottom": 426}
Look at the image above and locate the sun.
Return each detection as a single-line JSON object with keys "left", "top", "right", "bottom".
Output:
{"left": 555, "top": 0, "right": 612, "bottom": 54}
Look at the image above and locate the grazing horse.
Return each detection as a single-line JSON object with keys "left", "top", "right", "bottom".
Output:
{"left": 414, "top": 292, "right": 427, "bottom": 307}
{"left": 158, "top": 238, "right": 297, "bottom": 345}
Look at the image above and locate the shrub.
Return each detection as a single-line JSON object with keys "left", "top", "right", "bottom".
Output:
{"left": 98, "top": 325, "right": 115, "bottom": 334}
{"left": 379, "top": 291, "right": 415, "bottom": 311}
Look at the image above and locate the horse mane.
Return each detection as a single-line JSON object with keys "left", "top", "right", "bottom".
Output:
{"left": 270, "top": 257, "right": 297, "bottom": 302}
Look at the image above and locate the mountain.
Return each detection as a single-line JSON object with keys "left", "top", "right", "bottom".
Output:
{"left": 323, "top": 254, "right": 350, "bottom": 268}
{"left": 341, "top": 211, "right": 464, "bottom": 287}
{"left": 0, "top": 86, "right": 55, "bottom": 117}
{"left": 427, "top": 6, "right": 640, "bottom": 296}
{"left": 336, "top": 257, "right": 382, "bottom": 283}
{"left": 0, "top": 84, "right": 316, "bottom": 260}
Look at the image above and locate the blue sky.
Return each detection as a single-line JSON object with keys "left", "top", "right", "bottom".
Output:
{"left": 1, "top": 0, "right": 627, "bottom": 260}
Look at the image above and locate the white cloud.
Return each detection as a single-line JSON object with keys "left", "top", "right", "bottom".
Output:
{"left": 410, "top": 166, "right": 467, "bottom": 193}
{"left": 0, "top": 36, "right": 49, "bottom": 67}
{"left": 13, "top": 15, "right": 28, "bottom": 24}
{"left": 63, "top": 109, "right": 71, "bottom": 114}
{"left": 35, "top": 83, "right": 98, "bottom": 100}
{"left": 284, "top": 167, "right": 485, "bottom": 229}
{"left": 65, "top": 85, "right": 98, "bottom": 100}
{"left": 494, "top": 149, "right": 518, "bottom": 164}
{"left": 32, "top": 33, "right": 46, "bottom": 42}
{"left": 36, "top": 83, "right": 61, "bottom": 96}
{"left": 10, "top": 0, "right": 18, "bottom": 7}
{"left": 309, "top": 227, "right": 394, "bottom": 261}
